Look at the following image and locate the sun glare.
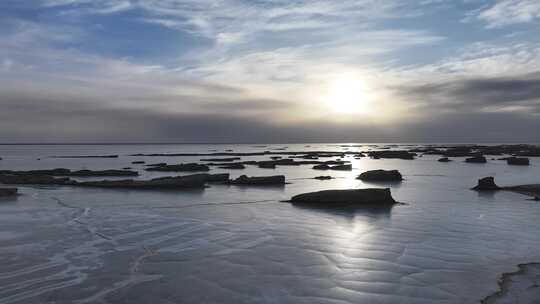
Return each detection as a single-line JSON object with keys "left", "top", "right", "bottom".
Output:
{"left": 325, "top": 76, "right": 374, "bottom": 114}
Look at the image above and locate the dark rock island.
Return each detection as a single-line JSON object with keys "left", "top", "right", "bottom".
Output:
{"left": 357, "top": 170, "right": 403, "bottom": 181}
{"left": 289, "top": 188, "right": 397, "bottom": 207}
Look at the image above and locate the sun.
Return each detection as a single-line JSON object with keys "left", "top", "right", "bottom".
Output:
{"left": 325, "top": 76, "right": 374, "bottom": 114}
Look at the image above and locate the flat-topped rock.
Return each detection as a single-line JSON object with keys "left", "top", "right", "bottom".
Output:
{"left": 145, "top": 162, "right": 167, "bottom": 167}
{"left": 51, "top": 155, "right": 118, "bottom": 158}
{"left": 258, "top": 163, "right": 276, "bottom": 169}
{"left": 76, "top": 174, "right": 214, "bottom": 189}
{"left": 0, "top": 188, "right": 18, "bottom": 196}
{"left": 330, "top": 164, "right": 352, "bottom": 171}
{"left": 145, "top": 163, "right": 210, "bottom": 172}
{"left": 368, "top": 151, "right": 415, "bottom": 160}
{"left": 472, "top": 177, "right": 501, "bottom": 191}
{"left": 357, "top": 170, "right": 403, "bottom": 181}
{"left": 507, "top": 157, "right": 530, "bottom": 166}
{"left": 0, "top": 169, "right": 138, "bottom": 177}
{"left": 0, "top": 174, "right": 71, "bottom": 185}
{"left": 290, "top": 188, "right": 397, "bottom": 207}
{"left": 313, "top": 164, "right": 331, "bottom": 170}
{"left": 504, "top": 184, "right": 540, "bottom": 198}
{"left": 219, "top": 164, "right": 245, "bottom": 169}
{"left": 465, "top": 156, "right": 487, "bottom": 163}
{"left": 314, "top": 176, "right": 333, "bottom": 180}
{"left": 200, "top": 157, "right": 241, "bottom": 162}
{"left": 191, "top": 173, "right": 230, "bottom": 183}
{"left": 312, "top": 164, "right": 351, "bottom": 170}
{"left": 229, "top": 175, "right": 285, "bottom": 185}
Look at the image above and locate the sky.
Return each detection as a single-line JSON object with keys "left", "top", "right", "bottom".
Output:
{"left": 1, "top": 0, "right": 540, "bottom": 143}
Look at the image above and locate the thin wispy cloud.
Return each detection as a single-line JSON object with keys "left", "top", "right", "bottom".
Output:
{"left": 476, "top": 0, "right": 540, "bottom": 28}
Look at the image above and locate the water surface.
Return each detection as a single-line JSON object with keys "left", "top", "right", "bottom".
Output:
{"left": 1, "top": 144, "right": 539, "bottom": 303}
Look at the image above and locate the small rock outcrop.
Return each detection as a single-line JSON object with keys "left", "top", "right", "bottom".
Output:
{"left": 290, "top": 188, "right": 397, "bottom": 207}
{"left": 77, "top": 175, "right": 208, "bottom": 189}
{"left": 219, "top": 164, "right": 246, "bottom": 169}
{"left": 313, "top": 164, "right": 330, "bottom": 170}
{"left": 229, "top": 175, "right": 285, "bottom": 185}
{"left": 145, "top": 163, "right": 210, "bottom": 172}
{"left": 330, "top": 164, "right": 352, "bottom": 171}
{"left": 0, "top": 174, "right": 71, "bottom": 185}
{"left": 51, "top": 155, "right": 119, "bottom": 158}
{"left": 368, "top": 151, "right": 415, "bottom": 160}
{"left": 465, "top": 156, "right": 487, "bottom": 163}
{"left": 0, "top": 188, "right": 18, "bottom": 196}
{"left": 200, "top": 157, "right": 241, "bottom": 162}
{"left": 0, "top": 169, "right": 138, "bottom": 177}
{"left": 313, "top": 164, "right": 352, "bottom": 170}
{"left": 357, "top": 170, "right": 403, "bottom": 181}
{"left": 507, "top": 157, "right": 530, "bottom": 166}
{"left": 472, "top": 177, "right": 501, "bottom": 191}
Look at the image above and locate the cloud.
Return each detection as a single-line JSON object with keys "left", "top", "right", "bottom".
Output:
{"left": 396, "top": 72, "right": 540, "bottom": 115}
{"left": 1, "top": 88, "right": 538, "bottom": 143}
{"left": 475, "top": 0, "right": 540, "bottom": 28}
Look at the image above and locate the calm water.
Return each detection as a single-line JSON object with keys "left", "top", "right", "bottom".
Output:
{"left": 1, "top": 144, "right": 539, "bottom": 303}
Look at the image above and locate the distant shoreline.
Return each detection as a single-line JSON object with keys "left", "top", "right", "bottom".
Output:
{"left": 1, "top": 142, "right": 539, "bottom": 146}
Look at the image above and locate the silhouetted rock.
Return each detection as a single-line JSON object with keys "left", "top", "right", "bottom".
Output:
{"left": 0, "top": 188, "right": 17, "bottom": 196}
{"left": 507, "top": 157, "right": 530, "bottom": 166}
{"left": 51, "top": 155, "right": 119, "bottom": 158}
{"left": 290, "top": 188, "right": 397, "bottom": 207}
{"left": 313, "top": 164, "right": 330, "bottom": 170}
{"left": 438, "top": 157, "right": 452, "bottom": 162}
{"left": 0, "top": 174, "right": 71, "bottom": 185}
{"left": 229, "top": 175, "right": 285, "bottom": 185}
{"left": 146, "top": 163, "right": 210, "bottom": 172}
{"left": 145, "top": 162, "right": 167, "bottom": 167}
{"left": 200, "top": 157, "right": 241, "bottom": 162}
{"left": 357, "top": 170, "right": 403, "bottom": 181}
{"left": 368, "top": 151, "right": 415, "bottom": 160}
{"left": 77, "top": 175, "right": 207, "bottom": 189}
{"left": 472, "top": 177, "right": 501, "bottom": 191}
{"left": 0, "top": 169, "right": 138, "bottom": 177}
{"left": 219, "top": 164, "right": 245, "bottom": 169}
{"left": 187, "top": 173, "right": 230, "bottom": 183}
{"left": 503, "top": 184, "right": 540, "bottom": 198}
{"left": 330, "top": 164, "right": 352, "bottom": 171}
{"left": 314, "top": 176, "right": 333, "bottom": 180}
{"left": 465, "top": 156, "right": 487, "bottom": 163}
{"left": 258, "top": 163, "right": 276, "bottom": 169}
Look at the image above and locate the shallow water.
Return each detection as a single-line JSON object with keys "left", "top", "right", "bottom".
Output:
{"left": 0, "top": 144, "right": 539, "bottom": 303}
